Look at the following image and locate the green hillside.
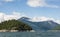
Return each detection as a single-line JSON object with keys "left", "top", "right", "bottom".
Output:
{"left": 52, "top": 25, "right": 60, "bottom": 30}
{"left": 0, "top": 19, "right": 32, "bottom": 31}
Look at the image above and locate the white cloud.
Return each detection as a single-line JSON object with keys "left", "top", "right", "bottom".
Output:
{"left": 0, "top": 12, "right": 23, "bottom": 23}
{"left": 0, "top": 11, "right": 28, "bottom": 23}
{"left": 4, "top": 12, "right": 21, "bottom": 21}
{"left": 30, "top": 16, "right": 53, "bottom": 22}
{"left": 29, "top": 16, "right": 60, "bottom": 24}
{"left": 0, "top": 12, "right": 60, "bottom": 24}
{"left": 27, "top": 0, "right": 60, "bottom": 8}
{"left": 27, "top": 0, "right": 46, "bottom": 7}
{"left": 0, "top": 12, "right": 5, "bottom": 23}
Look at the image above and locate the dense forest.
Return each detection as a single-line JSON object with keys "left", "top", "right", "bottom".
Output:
{"left": 0, "top": 19, "right": 32, "bottom": 31}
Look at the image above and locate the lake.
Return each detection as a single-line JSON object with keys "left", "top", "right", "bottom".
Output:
{"left": 0, "top": 31, "right": 60, "bottom": 37}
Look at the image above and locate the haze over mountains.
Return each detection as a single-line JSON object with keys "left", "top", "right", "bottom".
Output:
{"left": 0, "top": 13, "right": 60, "bottom": 31}
{"left": 0, "top": 12, "right": 60, "bottom": 31}
{"left": 0, "top": 12, "right": 60, "bottom": 24}
{"left": 18, "top": 17, "right": 59, "bottom": 31}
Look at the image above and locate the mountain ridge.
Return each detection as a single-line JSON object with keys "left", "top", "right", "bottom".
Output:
{"left": 18, "top": 17, "right": 59, "bottom": 31}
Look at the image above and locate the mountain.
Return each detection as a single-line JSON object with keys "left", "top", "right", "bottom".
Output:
{"left": 18, "top": 17, "right": 59, "bottom": 31}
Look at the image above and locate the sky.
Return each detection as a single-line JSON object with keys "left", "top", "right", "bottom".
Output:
{"left": 0, "top": 0, "right": 60, "bottom": 23}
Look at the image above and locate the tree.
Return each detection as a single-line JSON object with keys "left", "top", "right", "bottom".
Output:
{"left": 0, "top": 19, "right": 32, "bottom": 31}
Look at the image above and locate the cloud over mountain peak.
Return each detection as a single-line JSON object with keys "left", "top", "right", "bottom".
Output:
{"left": 0, "top": 12, "right": 60, "bottom": 24}
{"left": 29, "top": 16, "right": 60, "bottom": 24}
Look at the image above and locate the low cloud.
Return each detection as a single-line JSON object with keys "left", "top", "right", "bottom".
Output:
{"left": 30, "top": 16, "right": 54, "bottom": 22}
{"left": 0, "top": 12, "right": 23, "bottom": 22}
{"left": 4, "top": 12, "right": 21, "bottom": 20}
{"left": 27, "top": 0, "right": 59, "bottom": 8}
{"left": 30, "top": 16, "right": 60, "bottom": 24}
{"left": 0, "top": 12, "right": 60, "bottom": 24}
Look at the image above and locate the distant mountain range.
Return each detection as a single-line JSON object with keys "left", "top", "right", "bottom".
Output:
{"left": 18, "top": 17, "right": 59, "bottom": 31}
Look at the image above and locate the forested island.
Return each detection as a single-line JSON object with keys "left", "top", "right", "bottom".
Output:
{"left": 0, "top": 20, "right": 32, "bottom": 32}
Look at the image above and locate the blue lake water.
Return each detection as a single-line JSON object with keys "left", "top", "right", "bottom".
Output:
{"left": 0, "top": 31, "right": 60, "bottom": 37}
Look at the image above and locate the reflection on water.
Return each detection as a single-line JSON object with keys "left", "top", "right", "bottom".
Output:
{"left": 0, "top": 31, "right": 60, "bottom": 37}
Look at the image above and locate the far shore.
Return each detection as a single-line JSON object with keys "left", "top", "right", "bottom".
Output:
{"left": 0, "top": 30, "right": 35, "bottom": 32}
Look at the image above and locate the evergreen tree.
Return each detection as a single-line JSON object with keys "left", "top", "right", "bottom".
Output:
{"left": 0, "top": 19, "right": 32, "bottom": 31}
